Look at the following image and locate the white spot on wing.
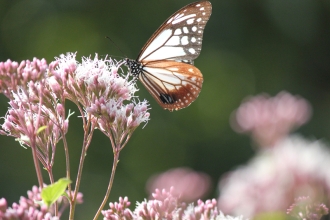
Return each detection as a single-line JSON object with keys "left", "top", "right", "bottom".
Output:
{"left": 200, "top": 7, "right": 205, "bottom": 10}
{"left": 192, "top": 26, "right": 197, "bottom": 32}
{"left": 140, "top": 73, "right": 166, "bottom": 92}
{"left": 142, "top": 47, "right": 186, "bottom": 61}
{"left": 176, "top": 13, "right": 184, "bottom": 19}
{"left": 181, "top": 36, "right": 189, "bottom": 45}
{"left": 167, "top": 17, "right": 173, "bottom": 24}
{"left": 174, "top": 73, "right": 186, "bottom": 80}
{"left": 139, "top": 29, "right": 172, "bottom": 60}
{"left": 174, "top": 29, "right": 182, "bottom": 35}
{"left": 172, "top": 14, "right": 196, "bottom": 24}
{"left": 165, "top": 36, "right": 180, "bottom": 46}
{"left": 163, "top": 82, "right": 176, "bottom": 90}
{"left": 189, "top": 48, "right": 196, "bottom": 54}
{"left": 197, "top": 18, "right": 202, "bottom": 22}
{"left": 187, "top": 18, "right": 195, "bottom": 24}
{"left": 191, "top": 37, "right": 196, "bottom": 43}
{"left": 143, "top": 67, "right": 181, "bottom": 84}
{"left": 183, "top": 27, "right": 189, "bottom": 33}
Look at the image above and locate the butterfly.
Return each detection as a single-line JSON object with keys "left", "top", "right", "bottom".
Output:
{"left": 126, "top": 1, "right": 212, "bottom": 111}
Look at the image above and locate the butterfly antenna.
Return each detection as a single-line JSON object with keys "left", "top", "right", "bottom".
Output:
{"left": 106, "top": 36, "right": 127, "bottom": 58}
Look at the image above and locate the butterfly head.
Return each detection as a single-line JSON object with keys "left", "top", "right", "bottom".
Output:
{"left": 125, "top": 58, "right": 143, "bottom": 78}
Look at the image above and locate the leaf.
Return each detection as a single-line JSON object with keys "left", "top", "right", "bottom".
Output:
{"left": 41, "top": 178, "right": 72, "bottom": 207}
{"left": 37, "top": 125, "right": 48, "bottom": 134}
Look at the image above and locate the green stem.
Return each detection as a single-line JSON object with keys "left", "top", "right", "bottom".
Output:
{"left": 69, "top": 104, "right": 94, "bottom": 220}
{"left": 93, "top": 147, "right": 121, "bottom": 220}
{"left": 31, "top": 145, "right": 44, "bottom": 188}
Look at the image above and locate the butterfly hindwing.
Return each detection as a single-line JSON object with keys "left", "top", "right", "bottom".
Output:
{"left": 138, "top": 1, "right": 212, "bottom": 63}
{"left": 139, "top": 60, "right": 203, "bottom": 111}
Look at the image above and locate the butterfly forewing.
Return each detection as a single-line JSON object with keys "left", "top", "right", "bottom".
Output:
{"left": 138, "top": 1, "right": 212, "bottom": 63}
{"left": 139, "top": 60, "right": 203, "bottom": 111}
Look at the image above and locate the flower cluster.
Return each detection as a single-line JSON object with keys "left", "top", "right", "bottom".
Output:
{"left": 0, "top": 58, "right": 48, "bottom": 98}
{"left": 0, "top": 186, "right": 82, "bottom": 220}
{"left": 0, "top": 185, "right": 83, "bottom": 220}
{"left": 218, "top": 136, "right": 330, "bottom": 217}
{"left": 218, "top": 92, "right": 329, "bottom": 218}
{"left": 102, "top": 187, "right": 246, "bottom": 220}
{"left": 0, "top": 53, "right": 150, "bottom": 162}
{"left": 0, "top": 58, "right": 68, "bottom": 171}
{"left": 146, "top": 167, "right": 211, "bottom": 203}
{"left": 287, "top": 196, "right": 329, "bottom": 220}
{"left": 51, "top": 53, "right": 150, "bottom": 150}
{"left": 230, "top": 91, "right": 311, "bottom": 147}
{"left": 0, "top": 53, "right": 150, "bottom": 219}
{"left": 101, "top": 197, "right": 133, "bottom": 220}
{"left": 51, "top": 53, "right": 136, "bottom": 107}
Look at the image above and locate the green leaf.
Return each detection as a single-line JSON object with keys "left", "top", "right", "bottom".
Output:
{"left": 37, "top": 125, "right": 48, "bottom": 134}
{"left": 41, "top": 178, "right": 71, "bottom": 207}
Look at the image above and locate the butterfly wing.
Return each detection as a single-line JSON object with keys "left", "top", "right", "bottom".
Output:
{"left": 139, "top": 60, "right": 203, "bottom": 111}
{"left": 137, "top": 1, "right": 212, "bottom": 63}
{"left": 128, "top": 1, "right": 211, "bottom": 111}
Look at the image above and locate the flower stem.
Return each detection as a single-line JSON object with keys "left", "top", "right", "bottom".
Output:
{"left": 62, "top": 135, "right": 71, "bottom": 194}
{"left": 69, "top": 105, "right": 94, "bottom": 220}
{"left": 93, "top": 147, "right": 121, "bottom": 220}
{"left": 68, "top": 136, "right": 88, "bottom": 220}
{"left": 31, "top": 145, "right": 44, "bottom": 187}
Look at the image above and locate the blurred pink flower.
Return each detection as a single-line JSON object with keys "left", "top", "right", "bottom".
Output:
{"left": 231, "top": 91, "right": 311, "bottom": 147}
{"left": 217, "top": 136, "right": 330, "bottom": 218}
{"left": 146, "top": 167, "right": 211, "bottom": 203}
{"left": 287, "top": 196, "right": 328, "bottom": 220}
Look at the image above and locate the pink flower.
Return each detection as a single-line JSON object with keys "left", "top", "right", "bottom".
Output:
{"left": 231, "top": 91, "right": 311, "bottom": 147}
{"left": 146, "top": 167, "right": 211, "bottom": 203}
{"left": 287, "top": 196, "right": 328, "bottom": 220}
{"left": 0, "top": 58, "right": 67, "bottom": 170}
{"left": 1, "top": 53, "right": 150, "bottom": 162}
{"left": 1, "top": 53, "right": 149, "bottom": 219}
{"left": 102, "top": 197, "right": 133, "bottom": 220}
{"left": 0, "top": 184, "right": 83, "bottom": 220}
{"left": 52, "top": 53, "right": 136, "bottom": 107}
{"left": 53, "top": 53, "right": 150, "bottom": 151}
{"left": 0, "top": 58, "right": 48, "bottom": 98}
{"left": 217, "top": 136, "right": 330, "bottom": 218}
{"left": 102, "top": 188, "right": 246, "bottom": 220}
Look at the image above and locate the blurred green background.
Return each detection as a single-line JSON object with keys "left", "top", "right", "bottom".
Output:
{"left": 1, "top": 0, "right": 330, "bottom": 219}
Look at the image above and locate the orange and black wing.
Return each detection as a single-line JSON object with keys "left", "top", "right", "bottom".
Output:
{"left": 139, "top": 60, "right": 203, "bottom": 111}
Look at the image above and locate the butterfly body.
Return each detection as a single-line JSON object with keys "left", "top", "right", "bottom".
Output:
{"left": 126, "top": 1, "right": 212, "bottom": 111}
